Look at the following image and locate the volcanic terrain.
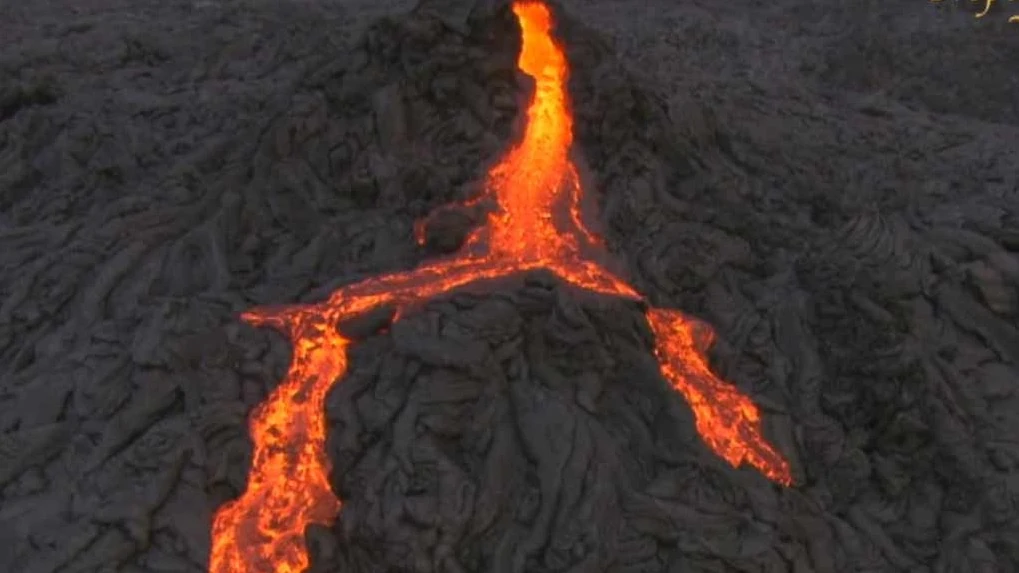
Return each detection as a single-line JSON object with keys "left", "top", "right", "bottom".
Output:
{"left": 1, "top": 0, "right": 1018, "bottom": 572}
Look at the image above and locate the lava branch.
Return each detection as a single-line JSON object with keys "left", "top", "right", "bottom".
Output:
{"left": 207, "top": 2, "right": 793, "bottom": 572}
{"left": 646, "top": 309, "right": 792, "bottom": 485}
{"left": 209, "top": 313, "right": 346, "bottom": 573}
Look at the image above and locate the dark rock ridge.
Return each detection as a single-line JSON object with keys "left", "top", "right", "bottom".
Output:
{"left": 0, "top": 0, "right": 1017, "bottom": 571}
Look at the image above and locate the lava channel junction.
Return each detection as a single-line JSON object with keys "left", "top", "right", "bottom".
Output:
{"left": 208, "top": 2, "right": 794, "bottom": 572}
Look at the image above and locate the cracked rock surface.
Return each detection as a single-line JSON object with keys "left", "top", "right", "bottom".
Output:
{"left": 1, "top": 0, "right": 1018, "bottom": 571}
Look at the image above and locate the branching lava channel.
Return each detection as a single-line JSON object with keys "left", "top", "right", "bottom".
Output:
{"left": 208, "top": 2, "right": 793, "bottom": 572}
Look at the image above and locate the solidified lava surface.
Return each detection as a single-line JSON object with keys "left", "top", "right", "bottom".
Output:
{"left": 1, "top": 0, "right": 1019, "bottom": 572}
{"left": 208, "top": 3, "right": 789, "bottom": 571}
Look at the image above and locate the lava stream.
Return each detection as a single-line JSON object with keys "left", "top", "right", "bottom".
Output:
{"left": 208, "top": 2, "right": 792, "bottom": 572}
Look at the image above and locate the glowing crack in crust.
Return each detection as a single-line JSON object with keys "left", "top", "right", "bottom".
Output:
{"left": 208, "top": 2, "right": 793, "bottom": 572}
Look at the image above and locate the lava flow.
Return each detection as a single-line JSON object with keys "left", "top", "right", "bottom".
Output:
{"left": 208, "top": 2, "right": 792, "bottom": 572}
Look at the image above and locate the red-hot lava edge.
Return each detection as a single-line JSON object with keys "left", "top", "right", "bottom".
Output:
{"left": 208, "top": 2, "right": 793, "bottom": 572}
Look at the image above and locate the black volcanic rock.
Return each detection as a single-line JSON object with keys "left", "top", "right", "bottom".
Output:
{"left": 417, "top": 202, "right": 485, "bottom": 254}
{"left": 0, "top": 0, "right": 1017, "bottom": 571}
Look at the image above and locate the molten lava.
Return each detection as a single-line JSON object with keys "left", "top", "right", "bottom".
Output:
{"left": 208, "top": 2, "right": 792, "bottom": 572}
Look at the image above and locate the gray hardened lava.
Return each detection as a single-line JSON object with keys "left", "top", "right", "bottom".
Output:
{"left": 0, "top": 0, "right": 1017, "bottom": 572}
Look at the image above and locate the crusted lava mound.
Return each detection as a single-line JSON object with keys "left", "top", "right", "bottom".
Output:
{"left": 1, "top": 0, "right": 1018, "bottom": 572}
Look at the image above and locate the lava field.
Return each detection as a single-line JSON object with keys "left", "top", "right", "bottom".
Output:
{"left": 1, "top": 0, "right": 1018, "bottom": 572}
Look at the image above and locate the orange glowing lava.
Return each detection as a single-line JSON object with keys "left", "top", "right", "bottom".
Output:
{"left": 208, "top": 3, "right": 792, "bottom": 572}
